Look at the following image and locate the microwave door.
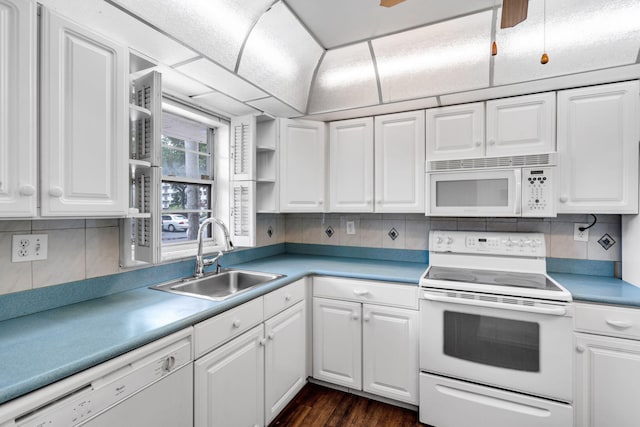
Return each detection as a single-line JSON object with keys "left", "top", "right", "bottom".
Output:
{"left": 427, "top": 169, "right": 521, "bottom": 216}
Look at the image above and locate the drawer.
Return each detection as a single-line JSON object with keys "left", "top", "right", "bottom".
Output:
{"left": 313, "top": 276, "right": 418, "bottom": 309}
{"left": 194, "top": 297, "right": 264, "bottom": 358}
{"left": 264, "top": 279, "right": 306, "bottom": 319}
{"left": 575, "top": 302, "right": 640, "bottom": 340}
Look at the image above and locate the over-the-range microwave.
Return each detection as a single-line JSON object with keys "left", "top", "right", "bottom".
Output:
{"left": 426, "top": 154, "right": 556, "bottom": 217}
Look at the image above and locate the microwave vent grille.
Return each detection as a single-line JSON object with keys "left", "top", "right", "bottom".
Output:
{"left": 429, "top": 153, "right": 555, "bottom": 171}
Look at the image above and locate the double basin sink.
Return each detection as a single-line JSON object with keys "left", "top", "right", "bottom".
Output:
{"left": 151, "top": 269, "right": 285, "bottom": 301}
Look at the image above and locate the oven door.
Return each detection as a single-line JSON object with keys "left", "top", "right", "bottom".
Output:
{"left": 426, "top": 168, "right": 521, "bottom": 216}
{"left": 420, "top": 289, "right": 573, "bottom": 402}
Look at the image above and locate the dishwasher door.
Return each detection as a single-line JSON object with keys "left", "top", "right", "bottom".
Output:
{"left": 0, "top": 329, "right": 193, "bottom": 427}
{"left": 82, "top": 363, "right": 193, "bottom": 427}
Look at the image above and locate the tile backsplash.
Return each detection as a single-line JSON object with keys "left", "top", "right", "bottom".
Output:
{"left": 0, "top": 213, "right": 622, "bottom": 297}
{"left": 282, "top": 213, "right": 622, "bottom": 262}
{"left": 0, "top": 219, "right": 120, "bottom": 296}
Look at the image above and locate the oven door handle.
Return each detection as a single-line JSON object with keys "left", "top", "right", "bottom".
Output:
{"left": 422, "top": 292, "right": 567, "bottom": 316}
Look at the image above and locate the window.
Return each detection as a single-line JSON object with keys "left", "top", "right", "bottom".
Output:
{"left": 161, "top": 111, "right": 215, "bottom": 249}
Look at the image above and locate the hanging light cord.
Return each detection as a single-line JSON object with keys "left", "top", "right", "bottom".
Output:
{"left": 579, "top": 214, "right": 597, "bottom": 232}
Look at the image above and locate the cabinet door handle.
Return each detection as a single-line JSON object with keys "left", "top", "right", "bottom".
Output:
{"left": 606, "top": 319, "right": 633, "bottom": 329}
{"left": 351, "top": 313, "right": 359, "bottom": 321}
{"left": 488, "top": 140, "right": 496, "bottom": 146}
{"left": 232, "top": 319, "right": 241, "bottom": 328}
{"left": 259, "top": 338, "right": 267, "bottom": 346}
{"left": 475, "top": 141, "right": 482, "bottom": 147}
{"left": 559, "top": 195, "right": 569, "bottom": 203}
{"left": 267, "top": 332, "right": 275, "bottom": 340}
{"left": 49, "top": 187, "right": 63, "bottom": 197}
{"left": 363, "top": 315, "right": 370, "bottom": 322}
{"left": 19, "top": 185, "right": 36, "bottom": 196}
{"left": 353, "top": 289, "right": 370, "bottom": 296}
{"left": 576, "top": 345, "right": 586, "bottom": 353}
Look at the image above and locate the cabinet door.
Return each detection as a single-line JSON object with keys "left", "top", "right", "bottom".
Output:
{"left": 486, "top": 92, "right": 556, "bottom": 157}
{"left": 195, "top": 325, "right": 264, "bottom": 427}
{"left": 425, "top": 103, "right": 484, "bottom": 161}
{"left": 313, "top": 297, "right": 362, "bottom": 389}
{"left": 279, "top": 119, "right": 327, "bottom": 212}
{"left": 575, "top": 333, "right": 640, "bottom": 427}
{"left": 557, "top": 81, "right": 640, "bottom": 213}
{"left": 329, "top": 117, "right": 374, "bottom": 212}
{"left": 0, "top": 0, "right": 36, "bottom": 217}
{"left": 40, "top": 9, "right": 128, "bottom": 216}
{"left": 362, "top": 304, "right": 419, "bottom": 404}
{"left": 374, "top": 111, "right": 426, "bottom": 212}
{"left": 265, "top": 301, "right": 306, "bottom": 425}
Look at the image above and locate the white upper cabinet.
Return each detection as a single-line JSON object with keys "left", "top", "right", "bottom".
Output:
{"left": 486, "top": 92, "right": 556, "bottom": 157}
{"left": 329, "top": 117, "right": 374, "bottom": 212}
{"left": 40, "top": 9, "right": 128, "bottom": 217}
{"left": 279, "top": 119, "right": 327, "bottom": 212}
{"left": 0, "top": 0, "right": 36, "bottom": 217}
{"left": 557, "top": 81, "right": 640, "bottom": 214}
{"left": 426, "top": 93, "right": 555, "bottom": 162}
{"left": 425, "top": 103, "right": 484, "bottom": 161}
{"left": 374, "top": 111, "right": 425, "bottom": 212}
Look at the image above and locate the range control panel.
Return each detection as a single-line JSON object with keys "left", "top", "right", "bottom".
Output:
{"left": 430, "top": 231, "right": 546, "bottom": 257}
{"left": 522, "top": 167, "right": 554, "bottom": 217}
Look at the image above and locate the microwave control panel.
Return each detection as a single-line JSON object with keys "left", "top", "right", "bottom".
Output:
{"left": 522, "top": 167, "right": 554, "bottom": 217}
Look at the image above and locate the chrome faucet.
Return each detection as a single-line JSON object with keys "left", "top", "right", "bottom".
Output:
{"left": 195, "top": 217, "right": 234, "bottom": 278}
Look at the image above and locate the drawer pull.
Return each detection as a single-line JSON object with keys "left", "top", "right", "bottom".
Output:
{"left": 285, "top": 294, "right": 292, "bottom": 302}
{"left": 606, "top": 320, "right": 633, "bottom": 329}
{"left": 353, "top": 289, "right": 370, "bottom": 296}
{"left": 576, "top": 345, "right": 586, "bottom": 353}
{"left": 232, "top": 319, "right": 241, "bottom": 328}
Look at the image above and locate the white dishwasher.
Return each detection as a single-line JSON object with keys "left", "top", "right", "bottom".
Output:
{"left": 0, "top": 328, "right": 193, "bottom": 427}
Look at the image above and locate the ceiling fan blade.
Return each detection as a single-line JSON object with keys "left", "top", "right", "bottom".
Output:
{"left": 500, "top": 0, "right": 529, "bottom": 28}
{"left": 380, "top": 0, "right": 406, "bottom": 7}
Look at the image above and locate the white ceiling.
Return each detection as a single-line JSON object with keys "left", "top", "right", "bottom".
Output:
{"left": 286, "top": 0, "right": 497, "bottom": 49}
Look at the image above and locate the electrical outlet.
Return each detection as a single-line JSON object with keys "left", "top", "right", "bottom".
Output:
{"left": 346, "top": 221, "right": 356, "bottom": 235}
{"left": 574, "top": 224, "right": 589, "bottom": 242}
{"left": 12, "top": 234, "right": 48, "bottom": 262}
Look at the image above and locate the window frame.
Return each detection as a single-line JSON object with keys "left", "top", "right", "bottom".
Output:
{"left": 160, "top": 99, "right": 231, "bottom": 262}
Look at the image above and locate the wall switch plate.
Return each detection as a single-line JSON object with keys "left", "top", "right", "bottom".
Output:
{"left": 346, "top": 221, "right": 356, "bottom": 235}
{"left": 574, "top": 224, "right": 589, "bottom": 242}
{"left": 12, "top": 234, "right": 48, "bottom": 262}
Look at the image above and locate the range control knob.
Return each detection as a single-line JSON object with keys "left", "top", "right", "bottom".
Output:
{"left": 505, "top": 239, "right": 514, "bottom": 247}
{"left": 446, "top": 237, "right": 454, "bottom": 245}
{"left": 435, "top": 236, "right": 443, "bottom": 244}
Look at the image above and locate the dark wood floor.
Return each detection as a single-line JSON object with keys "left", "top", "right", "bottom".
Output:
{"left": 269, "top": 383, "right": 427, "bottom": 427}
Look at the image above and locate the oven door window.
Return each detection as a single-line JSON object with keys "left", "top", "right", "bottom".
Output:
{"left": 443, "top": 311, "right": 540, "bottom": 372}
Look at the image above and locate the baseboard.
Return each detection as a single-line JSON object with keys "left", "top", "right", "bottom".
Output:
{"left": 308, "top": 378, "right": 419, "bottom": 412}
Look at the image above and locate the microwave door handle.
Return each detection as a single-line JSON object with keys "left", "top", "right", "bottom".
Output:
{"left": 514, "top": 169, "right": 522, "bottom": 215}
{"left": 422, "top": 292, "right": 567, "bottom": 316}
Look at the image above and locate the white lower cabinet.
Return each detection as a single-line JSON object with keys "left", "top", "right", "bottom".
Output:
{"left": 313, "top": 297, "right": 362, "bottom": 389}
{"left": 362, "top": 304, "right": 419, "bottom": 404}
{"left": 575, "top": 333, "right": 640, "bottom": 427}
{"left": 265, "top": 301, "right": 307, "bottom": 424}
{"left": 312, "top": 278, "right": 419, "bottom": 405}
{"left": 574, "top": 302, "right": 640, "bottom": 427}
{"left": 195, "top": 324, "right": 265, "bottom": 427}
{"left": 195, "top": 280, "right": 307, "bottom": 427}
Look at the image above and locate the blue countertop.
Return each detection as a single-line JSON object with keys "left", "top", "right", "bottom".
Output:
{"left": 550, "top": 273, "right": 640, "bottom": 307}
{"left": 0, "top": 254, "right": 426, "bottom": 405}
{"left": 1, "top": 252, "right": 639, "bottom": 406}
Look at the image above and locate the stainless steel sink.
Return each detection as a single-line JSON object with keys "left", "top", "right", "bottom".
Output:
{"left": 150, "top": 269, "right": 285, "bottom": 301}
